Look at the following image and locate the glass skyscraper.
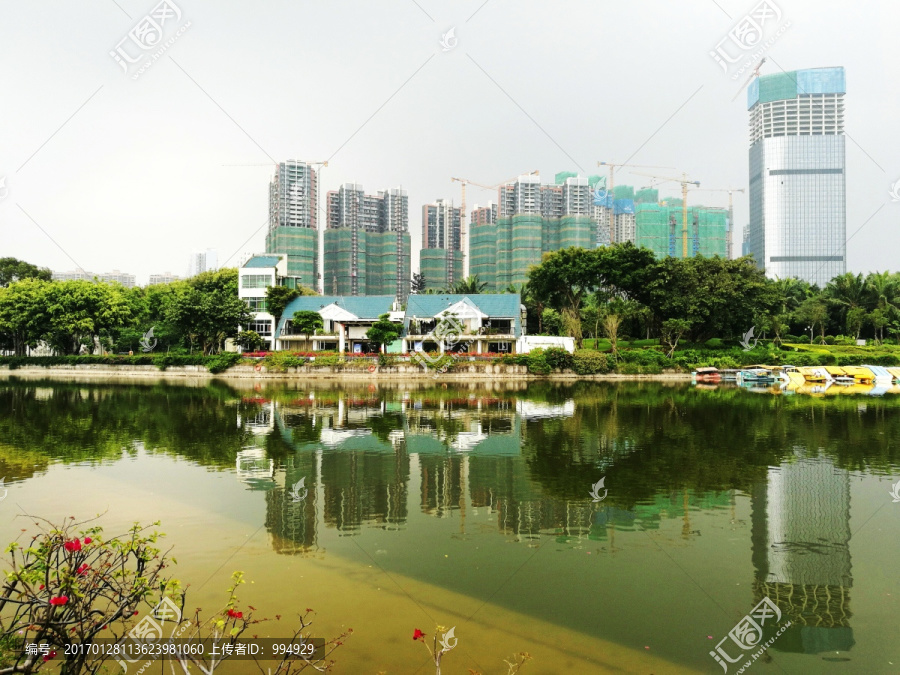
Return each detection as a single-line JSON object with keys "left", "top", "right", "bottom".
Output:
{"left": 747, "top": 67, "right": 846, "bottom": 287}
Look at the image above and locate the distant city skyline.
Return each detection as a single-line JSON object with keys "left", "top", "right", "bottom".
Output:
{"left": 4, "top": 2, "right": 897, "bottom": 286}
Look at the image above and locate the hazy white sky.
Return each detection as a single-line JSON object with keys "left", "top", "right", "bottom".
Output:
{"left": 1, "top": 0, "right": 898, "bottom": 284}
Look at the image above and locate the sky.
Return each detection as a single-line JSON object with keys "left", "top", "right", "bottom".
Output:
{"left": 1, "top": 0, "right": 898, "bottom": 286}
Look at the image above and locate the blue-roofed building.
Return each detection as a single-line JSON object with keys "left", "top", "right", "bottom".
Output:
{"left": 404, "top": 294, "right": 523, "bottom": 354}
{"left": 238, "top": 253, "right": 312, "bottom": 349}
{"left": 276, "top": 295, "right": 401, "bottom": 352}
{"left": 270, "top": 293, "right": 526, "bottom": 354}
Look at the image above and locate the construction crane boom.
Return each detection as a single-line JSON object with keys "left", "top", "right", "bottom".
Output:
{"left": 732, "top": 57, "right": 767, "bottom": 102}
{"left": 631, "top": 170, "right": 701, "bottom": 258}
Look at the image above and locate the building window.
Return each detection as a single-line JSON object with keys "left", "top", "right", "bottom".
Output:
{"left": 248, "top": 320, "right": 272, "bottom": 336}
{"left": 245, "top": 297, "right": 268, "bottom": 312}
{"left": 241, "top": 274, "right": 272, "bottom": 289}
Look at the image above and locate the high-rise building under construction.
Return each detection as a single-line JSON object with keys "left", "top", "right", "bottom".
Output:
{"left": 746, "top": 67, "right": 846, "bottom": 286}
{"left": 266, "top": 160, "right": 319, "bottom": 286}
{"left": 324, "top": 184, "right": 411, "bottom": 300}
{"left": 420, "top": 199, "right": 462, "bottom": 291}
{"left": 469, "top": 173, "right": 595, "bottom": 291}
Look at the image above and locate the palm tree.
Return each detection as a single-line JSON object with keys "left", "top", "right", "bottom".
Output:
{"left": 823, "top": 272, "right": 867, "bottom": 338}
{"left": 772, "top": 276, "right": 812, "bottom": 316}
{"left": 450, "top": 275, "right": 488, "bottom": 294}
{"left": 865, "top": 271, "right": 900, "bottom": 343}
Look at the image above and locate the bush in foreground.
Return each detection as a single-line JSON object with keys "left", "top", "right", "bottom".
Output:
{"left": 0, "top": 517, "right": 348, "bottom": 674}
{"left": 571, "top": 350, "right": 609, "bottom": 375}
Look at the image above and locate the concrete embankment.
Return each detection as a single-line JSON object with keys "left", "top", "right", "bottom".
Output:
{"left": 0, "top": 363, "right": 692, "bottom": 382}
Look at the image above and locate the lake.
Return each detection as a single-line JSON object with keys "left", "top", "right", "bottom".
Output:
{"left": 0, "top": 377, "right": 898, "bottom": 674}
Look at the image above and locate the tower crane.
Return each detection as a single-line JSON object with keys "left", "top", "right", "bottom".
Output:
{"left": 732, "top": 57, "right": 767, "bottom": 103}
{"left": 631, "top": 171, "right": 701, "bottom": 258}
{"left": 451, "top": 170, "right": 539, "bottom": 280}
{"left": 596, "top": 161, "right": 674, "bottom": 243}
{"left": 693, "top": 187, "right": 745, "bottom": 259}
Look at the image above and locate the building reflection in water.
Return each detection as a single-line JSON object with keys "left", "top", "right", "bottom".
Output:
{"left": 751, "top": 450, "right": 854, "bottom": 654}
{"left": 237, "top": 393, "right": 739, "bottom": 562}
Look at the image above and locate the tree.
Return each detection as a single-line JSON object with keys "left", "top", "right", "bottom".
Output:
{"left": 822, "top": 272, "right": 867, "bottom": 338}
{"left": 450, "top": 275, "right": 487, "bottom": 294}
{"left": 540, "top": 308, "right": 562, "bottom": 336}
{"left": 795, "top": 297, "right": 829, "bottom": 344}
{"left": 766, "top": 313, "right": 791, "bottom": 347}
{"left": 410, "top": 273, "right": 426, "bottom": 295}
{"left": 0, "top": 279, "right": 52, "bottom": 355}
{"left": 236, "top": 330, "right": 264, "bottom": 352}
{"left": 561, "top": 308, "right": 583, "bottom": 347}
{"left": 661, "top": 318, "right": 692, "bottom": 357}
{"left": 644, "top": 256, "right": 773, "bottom": 343}
{"left": 0, "top": 257, "right": 52, "bottom": 287}
{"left": 43, "top": 281, "right": 134, "bottom": 355}
{"left": 846, "top": 306, "right": 867, "bottom": 340}
{"left": 291, "top": 310, "right": 324, "bottom": 350}
{"left": 266, "top": 286, "right": 300, "bottom": 321}
{"left": 165, "top": 269, "right": 251, "bottom": 354}
{"left": 865, "top": 271, "right": 899, "bottom": 343}
{"left": 366, "top": 313, "right": 402, "bottom": 353}
{"left": 602, "top": 313, "right": 623, "bottom": 359}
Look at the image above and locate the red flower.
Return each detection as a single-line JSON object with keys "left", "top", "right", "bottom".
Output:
{"left": 64, "top": 538, "right": 82, "bottom": 552}
{"left": 413, "top": 629, "right": 426, "bottom": 640}
{"left": 83, "top": 537, "right": 92, "bottom": 544}
{"left": 43, "top": 650, "right": 57, "bottom": 662}
{"left": 76, "top": 564, "right": 90, "bottom": 575}
{"left": 38, "top": 584, "right": 44, "bottom": 590}
{"left": 50, "top": 596, "right": 69, "bottom": 606}
{"left": 227, "top": 609, "right": 243, "bottom": 619}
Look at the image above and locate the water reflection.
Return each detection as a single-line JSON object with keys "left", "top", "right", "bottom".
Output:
{"left": 2, "top": 379, "right": 899, "bottom": 669}
{"left": 751, "top": 453, "right": 855, "bottom": 655}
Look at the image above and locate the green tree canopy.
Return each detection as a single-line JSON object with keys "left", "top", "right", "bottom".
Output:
{"left": 265, "top": 286, "right": 300, "bottom": 320}
{"left": 0, "top": 257, "right": 52, "bottom": 287}
{"left": 366, "top": 313, "right": 402, "bottom": 352}
{"left": 291, "top": 310, "right": 324, "bottom": 348}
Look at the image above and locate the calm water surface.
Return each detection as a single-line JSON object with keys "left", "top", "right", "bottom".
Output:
{"left": 1, "top": 378, "right": 898, "bottom": 674}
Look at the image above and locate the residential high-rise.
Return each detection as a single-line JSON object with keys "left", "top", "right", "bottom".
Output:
{"left": 266, "top": 161, "right": 319, "bottom": 287}
{"left": 52, "top": 269, "right": 136, "bottom": 287}
{"left": 187, "top": 249, "right": 217, "bottom": 277}
{"left": 471, "top": 174, "right": 593, "bottom": 291}
{"left": 149, "top": 272, "right": 180, "bottom": 285}
{"left": 470, "top": 203, "right": 497, "bottom": 226}
{"left": 747, "top": 67, "right": 846, "bottom": 287}
{"left": 324, "top": 184, "right": 410, "bottom": 300}
{"left": 420, "top": 199, "right": 462, "bottom": 291}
